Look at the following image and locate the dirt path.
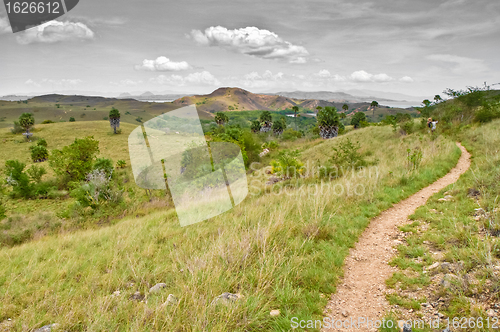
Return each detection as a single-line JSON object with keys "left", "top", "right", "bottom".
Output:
{"left": 322, "top": 142, "right": 471, "bottom": 332}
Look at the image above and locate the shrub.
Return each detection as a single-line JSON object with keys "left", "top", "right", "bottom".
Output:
{"left": 317, "top": 106, "right": 340, "bottom": 138}
{"left": 407, "top": 148, "right": 423, "bottom": 171}
{"left": 135, "top": 117, "right": 143, "bottom": 123}
{"left": 30, "top": 145, "right": 49, "bottom": 162}
{"left": 4, "top": 160, "right": 33, "bottom": 198}
{"left": 399, "top": 121, "right": 414, "bottom": 135}
{"left": 69, "top": 117, "right": 76, "bottom": 122}
{"left": 41, "top": 120, "right": 55, "bottom": 124}
{"left": 49, "top": 136, "right": 100, "bottom": 185}
{"left": 71, "top": 169, "right": 122, "bottom": 208}
{"left": 282, "top": 128, "right": 303, "bottom": 141}
{"left": 26, "top": 165, "right": 47, "bottom": 183}
{"left": 10, "top": 121, "right": 24, "bottom": 134}
{"left": 270, "top": 150, "right": 304, "bottom": 179}
{"left": 93, "top": 158, "right": 114, "bottom": 177}
{"left": 36, "top": 138, "right": 48, "bottom": 147}
{"left": 474, "top": 102, "right": 500, "bottom": 123}
{"left": 351, "top": 112, "right": 367, "bottom": 128}
{"left": 250, "top": 120, "right": 261, "bottom": 133}
{"left": 116, "top": 160, "right": 127, "bottom": 168}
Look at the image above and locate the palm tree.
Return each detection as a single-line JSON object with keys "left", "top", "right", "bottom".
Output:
{"left": 292, "top": 105, "right": 299, "bottom": 130}
{"left": 215, "top": 112, "right": 229, "bottom": 126}
{"left": 272, "top": 116, "right": 287, "bottom": 136}
{"left": 109, "top": 108, "right": 121, "bottom": 134}
{"left": 259, "top": 111, "right": 273, "bottom": 132}
{"left": 317, "top": 106, "right": 340, "bottom": 139}
{"left": 19, "top": 113, "right": 35, "bottom": 137}
{"left": 370, "top": 101, "right": 379, "bottom": 117}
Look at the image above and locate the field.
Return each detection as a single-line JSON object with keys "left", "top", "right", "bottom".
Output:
{"left": 0, "top": 119, "right": 461, "bottom": 331}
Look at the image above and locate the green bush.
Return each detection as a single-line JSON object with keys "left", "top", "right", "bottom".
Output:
{"left": 4, "top": 160, "right": 33, "bottom": 198}
{"left": 474, "top": 102, "right": 500, "bottom": 123}
{"left": 41, "top": 120, "right": 55, "bottom": 124}
{"left": 69, "top": 117, "right": 76, "bottom": 122}
{"left": 407, "top": 148, "right": 423, "bottom": 171}
{"left": 282, "top": 128, "right": 303, "bottom": 141}
{"left": 30, "top": 145, "right": 49, "bottom": 162}
{"left": 36, "top": 138, "right": 48, "bottom": 147}
{"left": 49, "top": 136, "right": 100, "bottom": 186}
{"left": 399, "top": 121, "right": 414, "bottom": 135}
{"left": 93, "top": 158, "right": 114, "bottom": 177}
{"left": 116, "top": 160, "right": 127, "bottom": 168}
{"left": 351, "top": 112, "right": 367, "bottom": 128}
{"left": 270, "top": 150, "right": 304, "bottom": 178}
{"left": 26, "top": 165, "right": 47, "bottom": 183}
{"left": 10, "top": 121, "right": 24, "bottom": 134}
{"left": 0, "top": 201, "right": 6, "bottom": 220}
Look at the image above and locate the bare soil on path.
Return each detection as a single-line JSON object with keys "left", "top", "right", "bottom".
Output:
{"left": 322, "top": 143, "right": 471, "bottom": 332}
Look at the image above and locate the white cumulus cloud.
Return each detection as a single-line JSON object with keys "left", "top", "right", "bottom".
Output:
{"left": 135, "top": 56, "right": 191, "bottom": 72}
{"left": 0, "top": 15, "right": 12, "bottom": 34}
{"left": 151, "top": 71, "right": 220, "bottom": 87}
{"left": 350, "top": 70, "right": 394, "bottom": 83}
{"left": 399, "top": 76, "right": 414, "bottom": 83}
{"left": 16, "top": 21, "right": 94, "bottom": 44}
{"left": 189, "top": 26, "right": 309, "bottom": 64}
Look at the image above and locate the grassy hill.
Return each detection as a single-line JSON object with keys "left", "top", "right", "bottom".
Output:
{"left": 0, "top": 119, "right": 462, "bottom": 331}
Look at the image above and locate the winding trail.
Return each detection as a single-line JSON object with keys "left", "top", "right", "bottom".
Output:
{"left": 322, "top": 143, "right": 471, "bottom": 332}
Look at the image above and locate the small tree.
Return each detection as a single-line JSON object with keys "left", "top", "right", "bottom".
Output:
{"left": 351, "top": 112, "right": 367, "bottom": 129}
{"left": 250, "top": 120, "right": 261, "bottom": 133}
{"left": 342, "top": 104, "right": 349, "bottom": 113}
{"left": 69, "top": 117, "right": 76, "bottom": 122}
{"left": 259, "top": 111, "right": 273, "bottom": 132}
{"left": 30, "top": 145, "right": 49, "bottom": 162}
{"left": 317, "top": 106, "right": 340, "bottom": 139}
{"left": 109, "top": 108, "right": 121, "bottom": 134}
{"left": 19, "top": 113, "right": 35, "bottom": 138}
{"left": 434, "top": 95, "right": 442, "bottom": 104}
{"left": 215, "top": 112, "right": 229, "bottom": 126}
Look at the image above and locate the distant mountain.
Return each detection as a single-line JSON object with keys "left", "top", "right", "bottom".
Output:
{"left": 118, "top": 92, "right": 132, "bottom": 98}
{"left": 140, "top": 91, "right": 155, "bottom": 97}
{"left": 343, "top": 89, "right": 426, "bottom": 102}
{"left": 170, "top": 87, "right": 388, "bottom": 114}
{"left": 273, "top": 91, "right": 367, "bottom": 103}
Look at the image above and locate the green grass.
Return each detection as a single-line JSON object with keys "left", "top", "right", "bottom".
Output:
{"left": 0, "top": 123, "right": 462, "bottom": 331}
{"left": 384, "top": 119, "right": 500, "bottom": 328}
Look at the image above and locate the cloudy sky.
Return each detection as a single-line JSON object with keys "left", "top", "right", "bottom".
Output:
{"left": 0, "top": 0, "right": 499, "bottom": 98}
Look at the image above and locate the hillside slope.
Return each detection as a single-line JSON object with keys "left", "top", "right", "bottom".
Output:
{"left": 0, "top": 125, "right": 461, "bottom": 331}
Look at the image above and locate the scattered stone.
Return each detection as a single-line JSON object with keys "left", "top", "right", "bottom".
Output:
{"left": 438, "top": 312, "right": 445, "bottom": 318}
{"left": 270, "top": 309, "right": 280, "bottom": 317}
{"left": 166, "top": 294, "right": 178, "bottom": 305}
{"left": 112, "top": 290, "right": 121, "bottom": 297}
{"left": 438, "top": 195, "right": 454, "bottom": 202}
{"left": 487, "top": 309, "right": 496, "bottom": 317}
{"left": 468, "top": 188, "right": 480, "bottom": 198}
{"left": 440, "top": 274, "right": 460, "bottom": 289}
{"left": 428, "top": 262, "right": 440, "bottom": 270}
{"left": 149, "top": 283, "right": 167, "bottom": 294}
{"left": 442, "top": 328, "right": 450, "bottom": 332}
{"left": 403, "top": 323, "right": 412, "bottom": 332}
{"left": 441, "top": 262, "right": 453, "bottom": 272}
{"left": 341, "top": 310, "right": 349, "bottom": 317}
{"left": 211, "top": 292, "right": 242, "bottom": 306}
{"left": 129, "top": 291, "right": 145, "bottom": 301}
{"left": 34, "top": 324, "right": 58, "bottom": 332}
{"left": 421, "top": 303, "right": 429, "bottom": 307}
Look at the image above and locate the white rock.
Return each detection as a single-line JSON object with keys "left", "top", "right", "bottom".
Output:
{"left": 270, "top": 309, "right": 280, "bottom": 317}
